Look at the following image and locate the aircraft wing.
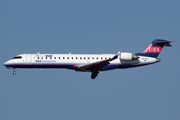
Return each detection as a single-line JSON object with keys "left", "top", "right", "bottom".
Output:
{"left": 76, "top": 53, "right": 119, "bottom": 71}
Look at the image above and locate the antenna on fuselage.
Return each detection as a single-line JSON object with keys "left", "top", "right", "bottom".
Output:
{"left": 69, "top": 52, "right": 71, "bottom": 54}
{"left": 37, "top": 52, "right": 40, "bottom": 54}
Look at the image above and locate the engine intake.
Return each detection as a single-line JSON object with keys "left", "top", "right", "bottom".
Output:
{"left": 119, "top": 52, "right": 138, "bottom": 61}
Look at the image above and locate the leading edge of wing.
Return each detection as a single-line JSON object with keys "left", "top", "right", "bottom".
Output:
{"left": 76, "top": 52, "right": 119, "bottom": 71}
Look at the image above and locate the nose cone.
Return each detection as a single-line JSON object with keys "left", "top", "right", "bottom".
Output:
{"left": 156, "top": 58, "right": 161, "bottom": 62}
{"left": 3, "top": 60, "right": 13, "bottom": 68}
{"left": 3, "top": 61, "right": 8, "bottom": 66}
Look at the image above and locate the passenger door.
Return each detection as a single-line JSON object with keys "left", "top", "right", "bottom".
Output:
{"left": 26, "top": 54, "right": 32, "bottom": 64}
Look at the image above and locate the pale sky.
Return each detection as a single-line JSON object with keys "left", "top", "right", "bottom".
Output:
{"left": 0, "top": 0, "right": 179, "bottom": 120}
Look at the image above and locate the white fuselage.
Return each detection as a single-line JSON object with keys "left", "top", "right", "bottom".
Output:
{"left": 4, "top": 53, "right": 158, "bottom": 71}
{"left": 3, "top": 39, "right": 174, "bottom": 79}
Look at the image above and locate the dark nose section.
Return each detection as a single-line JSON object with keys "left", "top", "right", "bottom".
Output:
{"left": 156, "top": 58, "right": 161, "bottom": 62}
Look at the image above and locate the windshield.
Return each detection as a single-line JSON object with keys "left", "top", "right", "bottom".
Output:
{"left": 12, "top": 56, "right": 22, "bottom": 59}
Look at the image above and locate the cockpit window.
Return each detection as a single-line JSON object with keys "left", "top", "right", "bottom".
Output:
{"left": 12, "top": 56, "right": 22, "bottom": 59}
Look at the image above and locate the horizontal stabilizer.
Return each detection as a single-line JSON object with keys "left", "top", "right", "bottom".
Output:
{"left": 154, "top": 40, "right": 176, "bottom": 43}
{"left": 153, "top": 40, "right": 176, "bottom": 47}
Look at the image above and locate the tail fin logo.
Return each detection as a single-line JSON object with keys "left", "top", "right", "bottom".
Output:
{"left": 137, "top": 39, "right": 175, "bottom": 58}
{"left": 143, "top": 45, "right": 162, "bottom": 53}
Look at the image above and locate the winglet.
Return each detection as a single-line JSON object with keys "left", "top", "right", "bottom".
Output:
{"left": 117, "top": 51, "right": 121, "bottom": 54}
{"left": 112, "top": 51, "right": 120, "bottom": 59}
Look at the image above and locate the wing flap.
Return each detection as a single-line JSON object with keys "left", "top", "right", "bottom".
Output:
{"left": 76, "top": 53, "right": 119, "bottom": 71}
{"left": 77, "top": 59, "right": 110, "bottom": 70}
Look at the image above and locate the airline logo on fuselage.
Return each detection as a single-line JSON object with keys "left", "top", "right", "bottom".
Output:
{"left": 35, "top": 55, "right": 55, "bottom": 62}
{"left": 46, "top": 55, "right": 53, "bottom": 57}
{"left": 36, "top": 60, "right": 56, "bottom": 62}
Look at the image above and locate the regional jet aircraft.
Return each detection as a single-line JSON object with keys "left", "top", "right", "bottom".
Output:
{"left": 3, "top": 39, "right": 175, "bottom": 79}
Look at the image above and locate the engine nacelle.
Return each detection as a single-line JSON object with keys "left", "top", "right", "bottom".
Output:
{"left": 119, "top": 52, "right": 138, "bottom": 61}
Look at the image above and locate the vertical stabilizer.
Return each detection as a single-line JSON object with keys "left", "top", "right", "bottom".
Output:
{"left": 135, "top": 39, "right": 175, "bottom": 58}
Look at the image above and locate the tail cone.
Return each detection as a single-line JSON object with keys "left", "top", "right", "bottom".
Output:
{"left": 156, "top": 58, "right": 161, "bottom": 62}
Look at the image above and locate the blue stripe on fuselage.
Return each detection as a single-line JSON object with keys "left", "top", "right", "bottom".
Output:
{"left": 135, "top": 53, "right": 159, "bottom": 58}
{"left": 5, "top": 62, "right": 156, "bottom": 71}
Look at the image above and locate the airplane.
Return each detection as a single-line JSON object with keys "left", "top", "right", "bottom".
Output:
{"left": 3, "top": 39, "right": 175, "bottom": 79}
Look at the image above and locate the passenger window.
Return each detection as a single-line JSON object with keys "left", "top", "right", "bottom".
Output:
{"left": 38, "top": 57, "right": 39, "bottom": 59}
{"left": 59, "top": 57, "right": 60, "bottom": 59}
{"left": 50, "top": 57, "right": 52, "bottom": 59}
{"left": 92, "top": 57, "right": 94, "bottom": 59}
{"left": 67, "top": 57, "right": 69, "bottom": 59}
{"left": 46, "top": 57, "right": 47, "bottom": 59}
{"left": 72, "top": 57, "right": 73, "bottom": 59}
{"left": 80, "top": 57, "right": 82, "bottom": 59}
{"left": 54, "top": 57, "right": 56, "bottom": 59}
{"left": 63, "top": 57, "right": 65, "bottom": 59}
{"left": 41, "top": 57, "right": 43, "bottom": 59}
{"left": 76, "top": 57, "right": 78, "bottom": 59}
{"left": 97, "top": 57, "right": 98, "bottom": 59}
{"left": 84, "top": 57, "right": 86, "bottom": 59}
